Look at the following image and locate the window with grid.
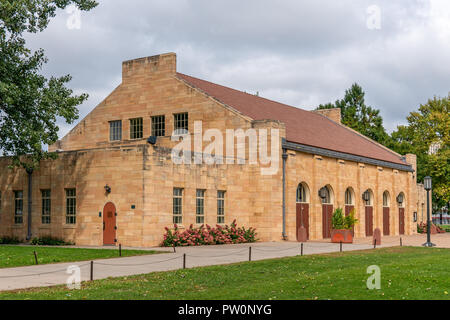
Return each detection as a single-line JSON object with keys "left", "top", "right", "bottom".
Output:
{"left": 173, "top": 188, "right": 183, "bottom": 224}
{"left": 65, "top": 189, "right": 76, "bottom": 224}
{"left": 217, "top": 191, "right": 225, "bottom": 224}
{"left": 41, "top": 190, "right": 51, "bottom": 224}
{"left": 14, "top": 191, "right": 23, "bottom": 224}
{"left": 174, "top": 113, "right": 188, "bottom": 134}
{"left": 109, "top": 120, "right": 122, "bottom": 141}
{"left": 151, "top": 115, "right": 165, "bottom": 137}
{"left": 196, "top": 189, "right": 205, "bottom": 224}
{"left": 129, "top": 118, "right": 143, "bottom": 139}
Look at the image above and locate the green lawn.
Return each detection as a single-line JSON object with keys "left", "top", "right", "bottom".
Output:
{"left": 1, "top": 246, "right": 449, "bottom": 300}
{"left": 0, "top": 245, "right": 160, "bottom": 268}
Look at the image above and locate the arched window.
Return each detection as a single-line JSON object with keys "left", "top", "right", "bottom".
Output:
{"left": 345, "top": 188, "right": 354, "bottom": 205}
{"left": 296, "top": 183, "right": 310, "bottom": 203}
{"left": 383, "top": 191, "right": 390, "bottom": 207}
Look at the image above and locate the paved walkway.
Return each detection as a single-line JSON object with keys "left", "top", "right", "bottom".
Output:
{"left": 1, "top": 233, "right": 449, "bottom": 292}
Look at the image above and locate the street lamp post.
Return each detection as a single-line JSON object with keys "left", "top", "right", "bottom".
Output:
{"left": 422, "top": 176, "right": 435, "bottom": 247}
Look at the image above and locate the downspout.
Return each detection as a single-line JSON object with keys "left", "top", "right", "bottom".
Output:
{"left": 282, "top": 148, "right": 288, "bottom": 240}
{"left": 26, "top": 167, "right": 33, "bottom": 241}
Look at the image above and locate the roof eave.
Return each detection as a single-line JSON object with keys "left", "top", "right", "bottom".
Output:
{"left": 282, "top": 139, "right": 414, "bottom": 172}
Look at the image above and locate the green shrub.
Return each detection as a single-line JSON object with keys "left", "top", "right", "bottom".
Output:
{"left": 344, "top": 209, "right": 358, "bottom": 230}
{"left": 0, "top": 236, "right": 22, "bottom": 244}
{"left": 30, "top": 236, "right": 72, "bottom": 246}
{"left": 331, "top": 208, "right": 345, "bottom": 229}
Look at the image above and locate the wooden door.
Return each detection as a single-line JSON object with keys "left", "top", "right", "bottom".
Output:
{"left": 296, "top": 203, "right": 309, "bottom": 240}
{"left": 365, "top": 206, "right": 373, "bottom": 237}
{"left": 345, "top": 205, "right": 355, "bottom": 236}
{"left": 103, "top": 202, "right": 116, "bottom": 245}
{"left": 322, "top": 204, "right": 333, "bottom": 239}
{"left": 383, "top": 207, "right": 390, "bottom": 236}
{"left": 399, "top": 208, "right": 405, "bottom": 235}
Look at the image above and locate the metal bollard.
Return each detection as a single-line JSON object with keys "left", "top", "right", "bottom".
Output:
{"left": 119, "top": 243, "right": 122, "bottom": 257}
{"left": 374, "top": 239, "right": 377, "bottom": 249}
{"left": 400, "top": 237, "right": 402, "bottom": 247}
{"left": 301, "top": 243, "right": 304, "bottom": 256}
{"left": 90, "top": 261, "right": 94, "bottom": 281}
{"left": 340, "top": 241, "right": 343, "bottom": 253}
{"left": 183, "top": 253, "right": 186, "bottom": 269}
{"left": 249, "top": 247, "right": 252, "bottom": 261}
{"left": 33, "top": 251, "right": 39, "bottom": 265}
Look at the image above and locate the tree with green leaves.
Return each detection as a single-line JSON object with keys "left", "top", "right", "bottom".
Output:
{"left": 0, "top": 0, "right": 98, "bottom": 170}
{"left": 316, "top": 83, "right": 390, "bottom": 145}
{"left": 390, "top": 95, "right": 449, "bottom": 208}
{"left": 0, "top": 0, "right": 97, "bottom": 239}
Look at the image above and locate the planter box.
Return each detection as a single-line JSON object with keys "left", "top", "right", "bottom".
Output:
{"left": 331, "top": 229, "right": 353, "bottom": 243}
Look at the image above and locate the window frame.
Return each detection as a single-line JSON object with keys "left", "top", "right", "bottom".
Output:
{"left": 14, "top": 190, "right": 23, "bottom": 224}
{"left": 173, "top": 113, "right": 188, "bottom": 134}
{"left": 129, "top": 118, "right": 143, "bottom": 140}
{"left": 217, "top": 190, "right": 225, "bottom": 224}
{"left": 109, "top": 120, "right": 122, "bottom": 141}
{"left": 151, "top": 115, "right": 166, "bottom": 137}
{"left": 173, "top": 188, "right": 183, "bottom": 224}
{"left": 196, "top": 189, "right": 205, "bottom": 224}
{"left": 41, "top": 189, "right": 51, "bottom": 224}
{"left": 65, "top": 188, "right": 77, "bottom": 224}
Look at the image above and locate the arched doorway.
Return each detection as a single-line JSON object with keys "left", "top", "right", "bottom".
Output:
{"left": 344, "top": 187, "right": 355, "bottom": 236}
{"left": 383, "top": 191, "right": 390, "bottom": 236}
{"left": 296, "top": 183, "right": 310, "bottom": 241}
{"left": 319, "top": 185, "right": 334, "bottom": 239}
{"left": 363, "top": 189, "right": 374, "bottom": 237}
{"left": 103, "top": 202, "right": 117, "bottom": 245}
{"left": 397, "top": 193, "right": 405, "bottom": 235}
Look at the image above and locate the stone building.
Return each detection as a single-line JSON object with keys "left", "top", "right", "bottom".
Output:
{"left": 0, "top": 53, "right": 424, "bottom": 246}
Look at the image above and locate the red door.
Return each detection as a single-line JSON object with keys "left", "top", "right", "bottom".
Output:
{"left": 322, "top": 204, "right": 333, "bottom": 239}
{"left": 365, "top": 206, "right": 373, "bottom": 237}
{"left": 383, "top": 207, "right": 390, "bottom": 236}
{"left": 296, "top": 203, "right": 309, "bottom": 240}
{"left": 399, "top": 208, "right": 405, "bottom": 235}
{"left": 103, "top": 202, "right": 116, "bottom": 245}
{"left": 345, "top": 205, "right": 355, "bottom": 236}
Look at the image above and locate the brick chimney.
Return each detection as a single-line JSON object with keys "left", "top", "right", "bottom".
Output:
{"left": 405, "top": 153, "right": 417, "bottom": 182}
{"left": 122, "top": 52, "right": 176, "bottom": 83}
{"left": 314, "top": 108, "right": 341, "bottom": 124}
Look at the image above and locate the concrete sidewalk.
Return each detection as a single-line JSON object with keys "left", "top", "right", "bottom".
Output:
{"left": 1, "top": 233, "right": 449, "bottom": 292}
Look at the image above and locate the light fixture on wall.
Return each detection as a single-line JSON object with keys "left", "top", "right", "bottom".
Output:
{"left": 104, "top": 185, "right": 111, "bottom": 194}
{"left": 396, "top": 193, "right": 404, "bottom": 204}
{"left": 318, "top": 187, "right": 327, "bottom": 199}
{"left": 362, "top": 190, "right": 370, "bottom": 202}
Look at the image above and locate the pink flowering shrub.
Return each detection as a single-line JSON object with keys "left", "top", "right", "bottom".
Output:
{"left": 161, "top": 220, "right": 257, "bottom": 247}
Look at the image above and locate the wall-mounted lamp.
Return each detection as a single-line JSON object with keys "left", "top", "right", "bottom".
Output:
{"left": 362, "top": 190, "right": 370, "bottom": 202}
{"left": 396, "top": 193, "right": 404, "bottom": 204}
{"left": 147, "top": 136, "right": 157, "bottom": 145}
{"left": 318, "top": 187, "right": 327, "bottom": 199}
{"left": 104, "top": 185, "right": 111, "bottom": 194}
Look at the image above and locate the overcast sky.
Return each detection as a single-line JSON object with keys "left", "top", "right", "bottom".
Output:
{"left": 27, "top": 0, "right": 450, "bottom": 137}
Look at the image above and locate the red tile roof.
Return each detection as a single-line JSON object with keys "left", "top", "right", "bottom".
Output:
{"left": 176, "top": 73, "right": 407, "bottom": 166}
